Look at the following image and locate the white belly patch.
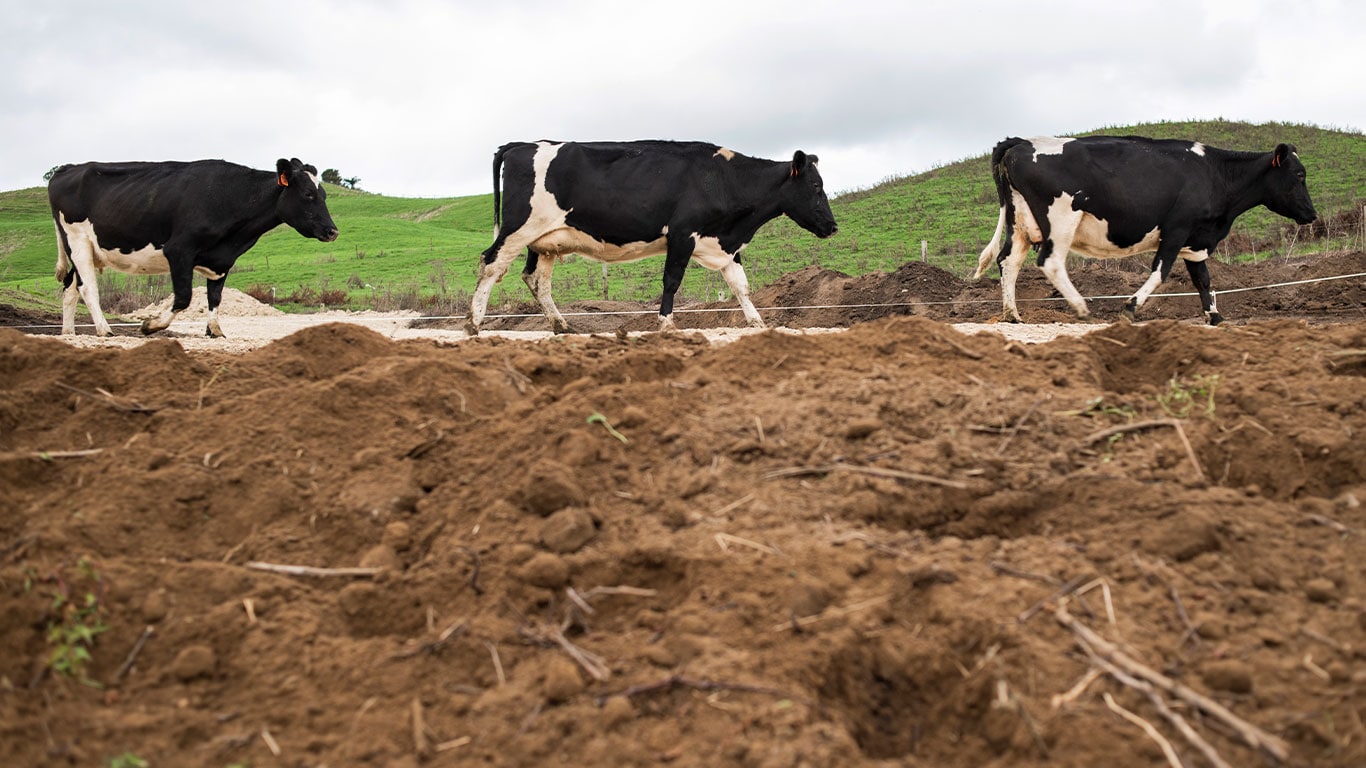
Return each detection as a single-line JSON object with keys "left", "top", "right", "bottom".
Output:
{"left": 62, "top": 216, "right": 169, "bottom": 274}
{"left": 530, "top": 228, "right": 667, "bottom": 264}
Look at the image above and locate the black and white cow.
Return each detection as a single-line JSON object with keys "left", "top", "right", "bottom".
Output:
{"left": 975, "top": 135, "right": 1317, "bottom": 325}
{"left": 466, "top": 140, "right": 838, "bottom": 335}
{"left": 48, "top": 158, "right": 339, "bottom": 336}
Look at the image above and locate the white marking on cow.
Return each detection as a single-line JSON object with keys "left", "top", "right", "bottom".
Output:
{"left": 1028, "top": 136, "right": 1074, "bottom": 160}
{"left": 1189, "top": 142, "right": 1206, "bottom": 156}
{"left": 714, "top": 148, "right": 735, "bottom": 161}
{"left": 307, "top": 171, "right": 321, "bottom": 189}
{"left": 1038, "top": 193, "right": 1089, "bottom": 316}
{"left": 1132, "top": 268, "right": 1165, "bottom": 309}
{"left": 689, "top": 234, "right": 737, "bottom": 271}
{"left": 530, "top": 228, "right": 666, "bottom": 264}
{"left": 61, "top": 215, "right": 168, "bottom": 275}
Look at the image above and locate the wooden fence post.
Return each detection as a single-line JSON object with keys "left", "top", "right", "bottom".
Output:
{"left": 921, "top": 240, "right": 928, "bottom": 263}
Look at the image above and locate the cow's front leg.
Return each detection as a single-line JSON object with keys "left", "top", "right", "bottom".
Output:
{"left": 657, "top": 235, "right": 694, "bottom": 332}
{"left": 1183, "top": 256, "right": 1222, "bottom": 325}
{"left": 205, "top": 275, "right": 228, "bottom": 337}
{"left": 143, "top": 262, "right": 193, "bottom": 334}
{"left": 1123, "top": 238, "right": 1186, "bottom": 322}
{"left": 719, "top": 259, "right": 765, "bottom": 329}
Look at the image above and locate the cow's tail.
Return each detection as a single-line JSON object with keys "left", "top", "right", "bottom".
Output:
{"left": 974, "top": 137, "right": 1027, "bottom": 279}
{"left": 490, "top": 144, "right": 510, "bottom": 238}
{"left": 49, "top": 164, "right": 77, "bottom": 284}
{"left": 53, "top": 219, "right": 72, "bottom": 283}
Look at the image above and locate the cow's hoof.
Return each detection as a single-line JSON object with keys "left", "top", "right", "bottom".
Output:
{"left": 657, "top": 316, "right": 679, "bottom": 333}
{"left": 139, "top": 320, "right": 159, "bottom": 335}
{"left": 551, "top": 322, "right": 574, "bottom": 335}
{"left": 463, "top": 320, "right": 480, "bottom": 337}
{"left": 1076, "top": 314, "right": 1103, "bottom": 325}
{"left": 1207, "top": 312, "right": 1225, "bottom": 326}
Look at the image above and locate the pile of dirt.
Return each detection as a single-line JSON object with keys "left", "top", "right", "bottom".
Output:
{"left": 125, "top": 287, "right": 283, "bottom": 320}
{"left": 464, "top": 250, "right": 1365, "bottom": 334}
{"left": 1, "top": 276, "right": 1363, "bottom": 766}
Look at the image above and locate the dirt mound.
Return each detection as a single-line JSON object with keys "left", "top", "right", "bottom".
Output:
{"left": 2, "top": 288, "right": 1364, "bottom": 766}
{"left": 458, "top": 251, "right": 1365, "bottom": 334}
{"left": 126, "top": 287, "right": 283, "bottom": 320}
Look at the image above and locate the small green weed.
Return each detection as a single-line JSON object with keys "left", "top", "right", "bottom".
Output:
{"left": 44, "top": 557, "right": 110, "bottom": 686}
{"left": 587, "top": 412, "right": 629, "bottom": 444}
{"left": 1157, "top": 373, "right": 1220, "bottom": 419}
{"left": 1061, "top": 396, "right": 1138, "bottom": 422}
{"left": 108, "top": 753, "right": 148, "bottom": 768}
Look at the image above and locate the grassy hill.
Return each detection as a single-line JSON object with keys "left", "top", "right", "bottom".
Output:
{"left": 2, "top": 119, "right": 1363, "bottom": 317}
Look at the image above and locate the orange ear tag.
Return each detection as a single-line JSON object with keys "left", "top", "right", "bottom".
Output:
{"left": 278, "top": 173, "right": 290, "bottom": 186}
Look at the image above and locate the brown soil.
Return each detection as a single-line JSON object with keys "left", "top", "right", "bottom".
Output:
{"left": 2, "top": 253, "right": 1364, "bottom": 767}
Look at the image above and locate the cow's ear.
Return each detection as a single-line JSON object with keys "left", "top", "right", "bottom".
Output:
{"left": 276, "top": 158, "right": 292, "bottom": 187}
{"left": 1272, "top": 143, "right": 1295, "bottom": 168}
{"left": 790, "top": 150, "right": 809, "bottom": 178}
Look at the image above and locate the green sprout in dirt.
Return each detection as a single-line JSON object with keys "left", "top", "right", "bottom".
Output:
{"left": 587, "top": 412, "right": 629, "bottom": 443}
{"left": 45, "top": 557, "right": 110, "bottom": 687}
{"left": 1060, "top": 396, "right": 1138, "bottom": 422}
{"left": 1157, "top": 373, "right": 1221, "bottom": 419}
{"left": 107, "top": 753, "right": 148, "bottom": 768}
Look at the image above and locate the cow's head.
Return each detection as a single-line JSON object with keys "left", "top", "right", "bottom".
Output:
{"left": 276, "top": 158, "right": 340, "bottom": 242}
{"left": 1264, "top": 144, "right": 1317, "bottom": 226}
{"left": 781, "top": 151, "right": 838, "bottom": 238}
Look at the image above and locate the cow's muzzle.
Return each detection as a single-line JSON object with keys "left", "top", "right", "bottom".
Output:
{"left": 320, "top": 227, "right": 340, "bottom": 242}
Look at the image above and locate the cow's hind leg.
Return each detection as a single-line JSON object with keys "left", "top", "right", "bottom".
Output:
{"left": 467, "top": 240, "right": 522, "bottom": 336}
{"left": 997, "top": 199, "right": 1032, "bottom": 323}
{"left": 521, "top": 250, "right": 572, "bottom": 334}
{"left": 60, "top": 271, "right": 81, "bottom": 335}
{"left": 66, "top": 234, "right": 114, "bottom": 336}
{"left": 1035, "top": 202, "right": 1093, "bottom": 321}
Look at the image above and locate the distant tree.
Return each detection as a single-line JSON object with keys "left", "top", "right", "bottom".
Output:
{"left": 341, "top": 177, "right": 362, "bottom": 190}
{"left": 322, "top": 168, "right": 342, "bottom": 185}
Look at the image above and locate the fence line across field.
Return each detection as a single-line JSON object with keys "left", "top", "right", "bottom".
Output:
{"left": 6, "top": 270, "right": 1364, "bottom": 332}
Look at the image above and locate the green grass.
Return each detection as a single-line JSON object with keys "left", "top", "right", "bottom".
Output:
{"left": 3, "top": 119, "right": 1363, "bottom": 317}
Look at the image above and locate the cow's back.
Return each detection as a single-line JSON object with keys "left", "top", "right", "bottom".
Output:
{"left": 512, "top": 141, "right": 733, "bottom": 243}
{"left": 1004, "top": 136, "right": 1217, "bottom": 228}
{"left": 48, "top": 160, "right": 256, "bottom": 250}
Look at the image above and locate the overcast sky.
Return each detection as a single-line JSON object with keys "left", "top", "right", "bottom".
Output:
{"left": 3, "top": 0, "right": 1364, "bottom": 198}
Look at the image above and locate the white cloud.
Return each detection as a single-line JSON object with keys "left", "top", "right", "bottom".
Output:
{"left": 2, "top": 0, "right": 1363, "bottom": 197}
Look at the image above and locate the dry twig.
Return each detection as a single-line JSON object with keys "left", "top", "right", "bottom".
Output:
{"left": 996, "top": 397, "right": 1048, "bottom": 455}
{"left": 714, "top": 532, "right": 781, "bottom": 556}
{"left": 1056, "top": 604, "right": 1290, "bottom": 763}
{"left": 770, "top": 593, "right": 891, "bottom": 633}
{"left": 1078, "top": 419, "right": 1204, "bottom": 482}
{"left": 765, "top": 463, "right": 967, "bottom": 489}
{"left": 113, "top": 626, "right": 155, "bottom": 683}
{"left": 244, "top": 561, "right": 382, "bottom": 578}
{"left": 1103, "top": 692, "right": 1183, "bottom": 768}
